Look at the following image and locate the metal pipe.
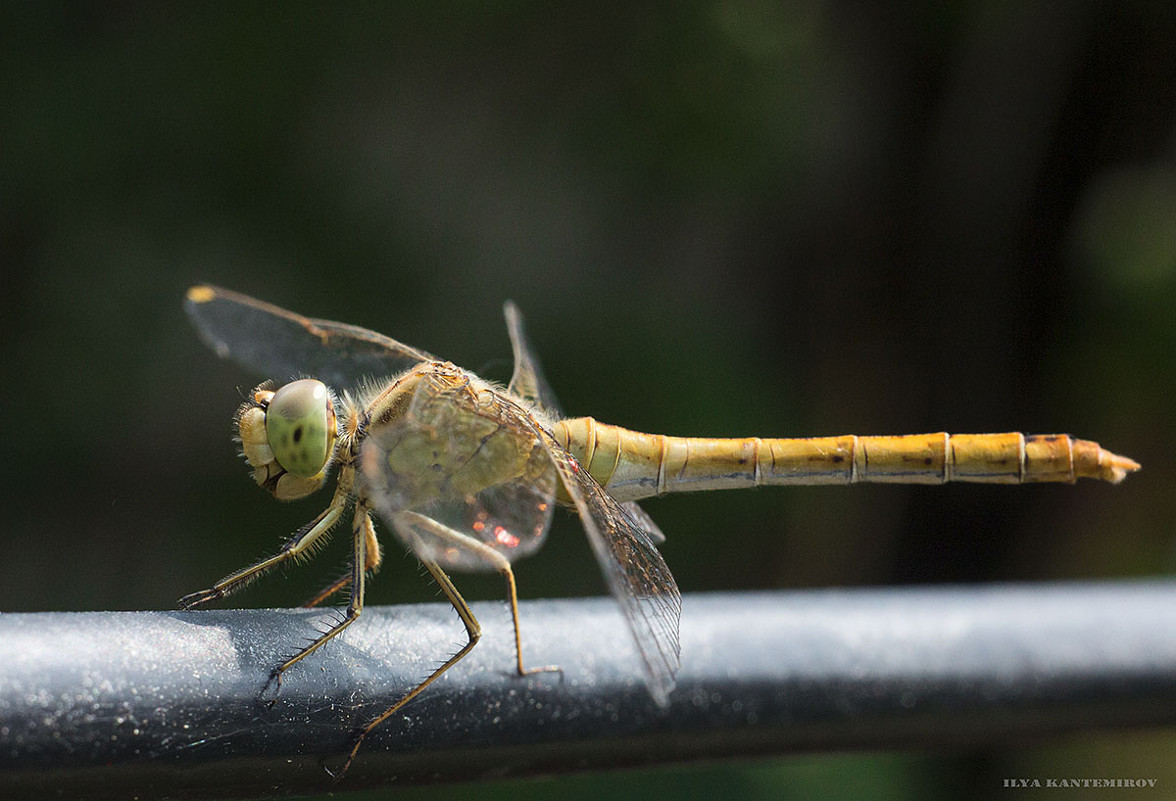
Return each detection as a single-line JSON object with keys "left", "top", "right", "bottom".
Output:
{"left": 3, "top": 581, "right": 1176, "bottom": 799}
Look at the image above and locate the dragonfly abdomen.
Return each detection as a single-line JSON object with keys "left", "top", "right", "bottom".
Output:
{"left": 554, "top": 419, "right": 1139, "bottom": 502}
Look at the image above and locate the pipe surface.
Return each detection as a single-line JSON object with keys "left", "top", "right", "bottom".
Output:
{"left": 2, "top": 581, "right": 1176, "bottom": 799}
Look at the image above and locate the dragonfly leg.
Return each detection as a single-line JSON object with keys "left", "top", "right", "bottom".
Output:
{"left": 499, "top": 564, "right": 563, "bottom": 678}
{"left": 397, "top": 510, "right": 561, "bottom": 679}
{"left": 178, "top": 488, "right": 347, "bottom": 609}
{"left": 302, "top": 514, "right": 381, "bottom": 608}
{"left": 333, "top": 548, "right": 481, "bottom": 780}
{"left": 265, "top": 502, "right": 371, "bottom": 697}
{"left": 301, "top": 571, "right": 352, "bottom": 609}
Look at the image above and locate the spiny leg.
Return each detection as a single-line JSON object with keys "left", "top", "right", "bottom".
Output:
{"left": 265, "top": 503, "right": 372, "bottom": 696}
{"left": 178, "top": 492, "right": 346, "bottom": 609}
{"left": 329, "top": 512, "right": 560, "bottom": 779}
{"left": 499, "top": 562, "right": 562, "bottom": 679}
{"left": 332, "top": 553, "right": 480, "bottom": 780}
{"left": 301, "top": 571, "right": 352, "bottom": 610}
{"left": 302, "top": 515, "right": 382, "bottom": 608}
{"left": 399, "top": 511, "right": 560, "bottom": 677}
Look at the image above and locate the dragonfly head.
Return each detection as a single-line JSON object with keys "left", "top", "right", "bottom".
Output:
{"left": 235, "top": 378, "right": 340, "bottom": 500}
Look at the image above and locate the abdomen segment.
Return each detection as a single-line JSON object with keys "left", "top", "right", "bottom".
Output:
{"left": 553, "top": 418, "right": 1140, "bottom": 503}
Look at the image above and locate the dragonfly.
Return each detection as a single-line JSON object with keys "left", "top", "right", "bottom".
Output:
{"left": 180, "top": 284, "right": 1139, "bottom": 776}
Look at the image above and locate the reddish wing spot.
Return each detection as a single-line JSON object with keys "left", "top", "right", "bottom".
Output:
{"left": 494, "top": 526, "right": 520, "bottom": 548}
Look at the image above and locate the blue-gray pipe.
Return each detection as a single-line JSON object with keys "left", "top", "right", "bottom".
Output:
{"left": 3, "top": 581, "right": 1176, "bottom": 799}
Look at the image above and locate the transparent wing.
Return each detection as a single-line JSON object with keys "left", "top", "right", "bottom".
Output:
{"left": 358, "top": 365, "right": 557, "bottom": 571}
{"left": 504, "top": 301, "right": 561, "bottom": 418}
{"left": 185, "top": 285, "right": 435, "bottom": 390}
{"left": 504, "top": 301, "right": 667, "bottom": 548}
{"left": 620, "top": 501, "right": 666, "bottom": 545}
{"left": 537, "top": 429, "right": 681, "bottom": 705}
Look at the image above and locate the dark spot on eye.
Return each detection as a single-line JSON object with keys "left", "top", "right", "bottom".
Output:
{"left": 924, "top": 457, "right": 933, "bottom": 465}
{"left": 293, "top": 427, "right": 303, "bottom": 443}
{"left": 831, "top": 455, "right": 844, "bottom": 463}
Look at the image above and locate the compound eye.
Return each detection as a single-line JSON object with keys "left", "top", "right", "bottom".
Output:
{"left": 265, "top": 379, "right": 337, "bottom": 478}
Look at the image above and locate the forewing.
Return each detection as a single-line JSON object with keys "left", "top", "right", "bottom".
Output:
{"left": 538, "top": 430, "right": 681, "bottom": 705}
{"left": 185, "top": 285, "right": 435, "bottom": 390}
{"left": 504, "top": 301, "right": 562, "bottom": 417}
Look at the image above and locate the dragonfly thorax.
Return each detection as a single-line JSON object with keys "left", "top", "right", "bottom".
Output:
{"left": 235, "top": 378, "right": 340, "bottom": 501}
{"left": 354, "top": 364, "right": 560, "bottom": 571}
{"left": 358, "top": 368, "right": 543, "bottom": 507}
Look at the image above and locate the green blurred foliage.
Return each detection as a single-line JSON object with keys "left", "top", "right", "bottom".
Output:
{"left": 3, "top": 1, "right": 1175, "bottom": 798}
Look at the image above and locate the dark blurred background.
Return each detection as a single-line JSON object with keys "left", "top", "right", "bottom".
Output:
{"left": 2, "top": 2, "right": 1174, "bottom": 799}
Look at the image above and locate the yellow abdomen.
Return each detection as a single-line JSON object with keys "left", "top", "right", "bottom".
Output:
{"left": 553, "top": 418, "right": 1140, "bottom": 503}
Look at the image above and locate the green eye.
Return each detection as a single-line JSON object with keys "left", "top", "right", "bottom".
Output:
{"left": 265, "top": 379, "right": 337, "bottom": 478}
